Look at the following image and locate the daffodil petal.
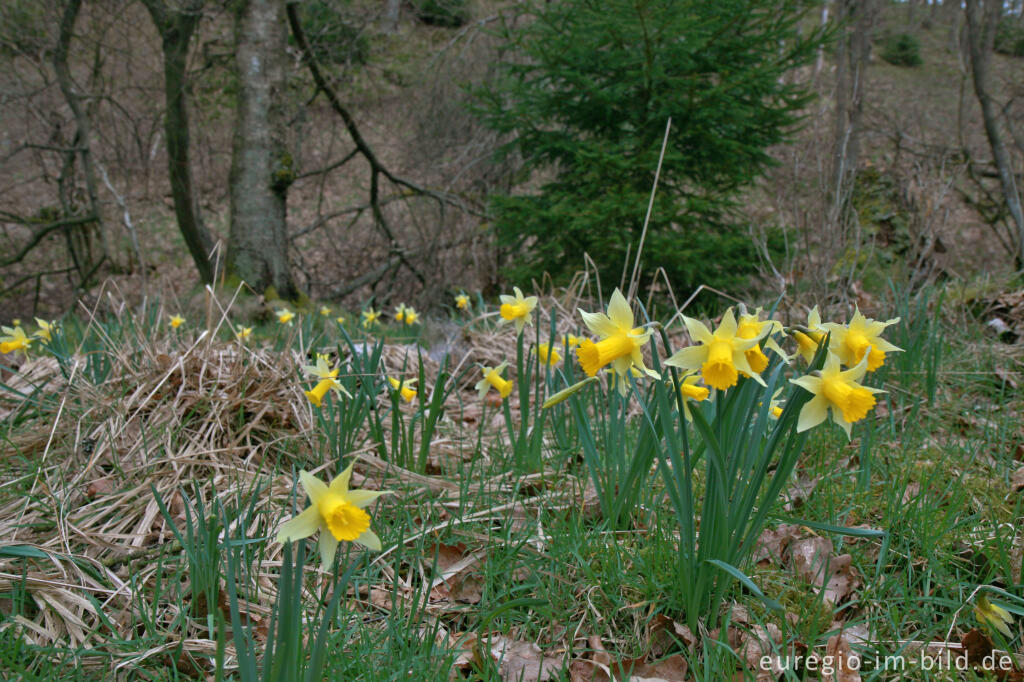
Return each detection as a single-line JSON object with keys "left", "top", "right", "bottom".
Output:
{"left": 579, "top": 310, "right": 619, "bottom": 338}
{"left": 319, "top": 533, "right": 340, "bottom": 569}
{"left": 682, "top": 315, "right": 713, "bottom": 344}
{"left": 355, "top": 528, "right": 382, "bottom": 551}
{"left": 299, "top": 470, "right": 328, "bottom": 505}
{"left": 345, "top": 489, "right": 389, "bottom": 509}
{"left": 665, "top": 345, "right": 706, "bottom": 371}
{"left": 606, "top": 289, "right": 634, "bottom": 330}
{"left": 790, "top": 375, "right": 822, "bottom": 393}
{"left": 328, "top": 461, "right": 355, "bottom": 497}
{"left": 718, "top": 308, "right": 738, "bottom": 336}
{"left": 276, "top": 506, "right": 322, "bottom": 543}
{"left": 797, "top": 395, "right": 829, "bottom": 432}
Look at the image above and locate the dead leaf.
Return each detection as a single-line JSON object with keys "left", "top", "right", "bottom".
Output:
{"left": 1012, "top": 467, "right": 1024, "bottom": 493}
{"left": 783, "top": 474, "right": 820, "bottom": 511}
{"left": 752, "top": 524, "right": 802, "bottom": 566}
{"left": 900, "top": 481, "right": 921, "bottom": 505}
{"left": 822, "top": 634, "right": 861, "bottom": 682}
{"left": 788, "top": 536, "right": 859, "bottom": 605}
{"left": 480, "top": 635, "right": 563, "bottom": 682}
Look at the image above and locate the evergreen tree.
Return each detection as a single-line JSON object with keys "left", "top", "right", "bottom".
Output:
{"left": 475, "top": 0, "right": 825, "bottom": 295}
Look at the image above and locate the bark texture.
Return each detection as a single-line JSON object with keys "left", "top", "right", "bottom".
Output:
{"left": 227, "top": 0, "right": 298, "bottom": 298}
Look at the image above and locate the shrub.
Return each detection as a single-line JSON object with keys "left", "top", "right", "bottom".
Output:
{"left": 413, "top": 0, "right": 470, "bottom": 28}
{"left": 880, "top": 33, "right": 923, "bottom": 67}
{"left": 995, "top": 18, "right": 1024, "bottom": 57}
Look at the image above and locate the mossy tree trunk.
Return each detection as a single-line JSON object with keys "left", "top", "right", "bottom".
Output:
{"left": 226, "top": 0, "right": 299, "bottom": 299}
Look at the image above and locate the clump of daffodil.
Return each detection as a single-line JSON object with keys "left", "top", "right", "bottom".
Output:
{"left": 403, "top": 307, "right": 419, "bottom": 325}
{"left": 535, "top": 343, "right": 561, "bottom": 366}
{"left": 362, "top": 308, "right": 381, "bottom": 328}
{"left": 169, "top": 315, "right": 185, "bottom": 329}
{"left": 388, "top": 377, "right": 417, "bottom": 403}
{"left": 33, "top": 318, "right": 57, "bottom": 343}
{"left": 0, "top": 325, "right": 32, "bottom": 356}
{"left": 669, "top": 371, "right": 710, "bottom": 421}
{"left": 276, "top": 309, "right": 295, "bottom": 325}
{"left": 235, "top": 326, "right": 252, "bottom": 342}
{"left": 394, "top": 304, "right": 407, "bottom": 324}
{"left": 665, "top": 308, "right": 766, "bottom": 392}
{"left": 736, "top": 305, "right": 789, "bottom": 374}
{"left": 455, "top": 293, "right": 470, "bottom": 311}
{"left": 302, "top": 355, "right": 351, "bottom": 406}
{"left": 822, "top": 306, "right": 902, "bottom": 372}
{"left": 476, "top": 361, "right": 514, "bottom": 400}
{"left": 498, "top": 287, "right": 538, "bottom": 335}
{"left": 790, "top": 351, "right": 883, "bottom": 439}
{"left": 319, "top": 305, "right": 332, "bottom": 316}
{"left": 792, "top": 306, "right": 826, "bottom": 365}
{"left": 575, "top": 288, "right": 659, "bottom": 394}
{"left": 974, "top": 595, "right": 1014, "bottom": 638}
{"left": 276, "top": 461, "right": 391, "bottom": 569}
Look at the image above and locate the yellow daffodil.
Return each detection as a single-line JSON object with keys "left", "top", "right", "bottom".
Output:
{"left": 276, "top": 309, "right": 295, "bottom": 325}
{"left": 404, "top": 307, "right": 419, "bottom": 325}
{"left": 319, "top": 305, "right": 332, "bottom": 316}
{"left": 541, "top": 376, "right": 599, "bottom": 408}
{"left": 302, "top": 355, "right": 351, "bottom": 405}
{"left": 792, "top": 306, "right": 826, "bottom": 365}
{"left": 235, "top": 326, "right": 252, "bottom": 341}
{"left": 11, "top": 319, "right": 20, "bottom": 327}
{"left": 669, "top": 371, "right": 710, "bottom": 421}
{"left": 736, "top": 305, "right": 789, "bottom": 374}
{"left": 169, "top": 315, "right": 185, "bottom": 329}
{"left": 498, "top": 287, "right": 538, "bottom": 335}
{"left": 665, "top": 308, "right": 765, "bottom": 392}
{"left": 476, "top": 361, "right": 514, "bottom": 400}
{"left": 790, "top": 351, "right": 884, "bottom": 439}
{"left": 394, "top": 304, "right": 407, "bottom": 324}
{"left": 562, "top": 334, "right": 580, "bottom": 349}
{"left": 276, "top": 461, "right": 391, "bottom": 569}
{"left": 362, "top": 308, "right": 381, "bottom": 328}
{"left": 0, "top": 325, "right": 32, "bottom": 355}
{"left": 388, "top": 377, "right": 418, "bottom": 403}
{"left": 974, "top": 595, "right": 1014, "bottom": 638}
{"left": 535, "top": 343, "right": 561, "bottom": 366}
{"left": 335, "top": 315, "right": 346, "bottom": 325}
{"left": 33, "top": 318, "right": 57, "bottom": 343}
{"left": 821, "top": 307, "right": 902, "bottom": 372}
{"left": 455, "top": 293, "right": 470, "bottom": 310}
{"left": 575, "top": 288, "right": 659, "bottom": 395}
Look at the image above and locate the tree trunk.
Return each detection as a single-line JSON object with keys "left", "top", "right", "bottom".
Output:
{"left": 965, "top": 0, "right": 1024, "bottom": 268}
{"left": 54, "top": 0, "right": 110, "bottom": 285}
{"left": 831, "top": 0, "right": 876, "bottom": 201}
{"left": 142, "top": 0, "right": 220, "bottom": 284}
{"left": 227, "top": 0, "right": 298, "bottom": 298}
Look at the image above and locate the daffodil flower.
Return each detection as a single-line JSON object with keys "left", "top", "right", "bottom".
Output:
{"left": 455, "top": 293, "right": 470, "bottom": 310}
{"left": 403, "top": 307, "right": 419, "bottom": 325}
{"left": 0, "top": 325, "right": 32, "bottom": 355}
{"left": 388, "top": 377, "right": 418, "bottom": 403}
{"left": 476, "top": 361, "right": 514, "bottom": 400}
{"left": 790, "top": 351, "right": 884, "bottom": 439}
{"left": 669, "top": 371, "right": 710, "bottom": 421}
{"left": 974, "top": 595, "right": 1014, "bottom": 638}
{"left": 302, "top": 355, "right": 351, "bottom": 405}
{"left": 33, "top": 318, "right": 57, "bottom": 343}
{"left": 562, "top": 334, "right": 580, "bottom": 349}
{"left": 792, "top": 306, "right": 826, "bottom": 365}
{"left": 535, "top": 343, "right": 561, "bottom": 366}
{"left": 575, "top": 288, "right": 659, "bottom": 395}
{"left": 335, "top": 315, "right": 346, "bottom": 325}
{"left": 276, "top": 461, "right": 391, "bottom": 569}
{"left": 236, "top": 326, "right": 253, "bottom": 342}
{"left": 736, "top": 305, "right": 789, "bottom": 374}
{"left": 821, "top": 307, "right": 902, "bottom": 372}
{"left": 169, "top": 315, "right": 185, "bottom": 329}
{"left": 498, "top": 287, "right": 538, "bottom": 335}
{"left": 276, "top": 309, "right": 295, "bottom": 325}
{"left": 665, "top": 308, "right": 765, "bottom": 392}
{"left": 394, "top": 304, "right": 407, "bottom": 324}
{"left": 319, "top": 305, "right": 332, "bottom": 316}
{"left": 362, "top": 308, "right": 381, "bottom": 328}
